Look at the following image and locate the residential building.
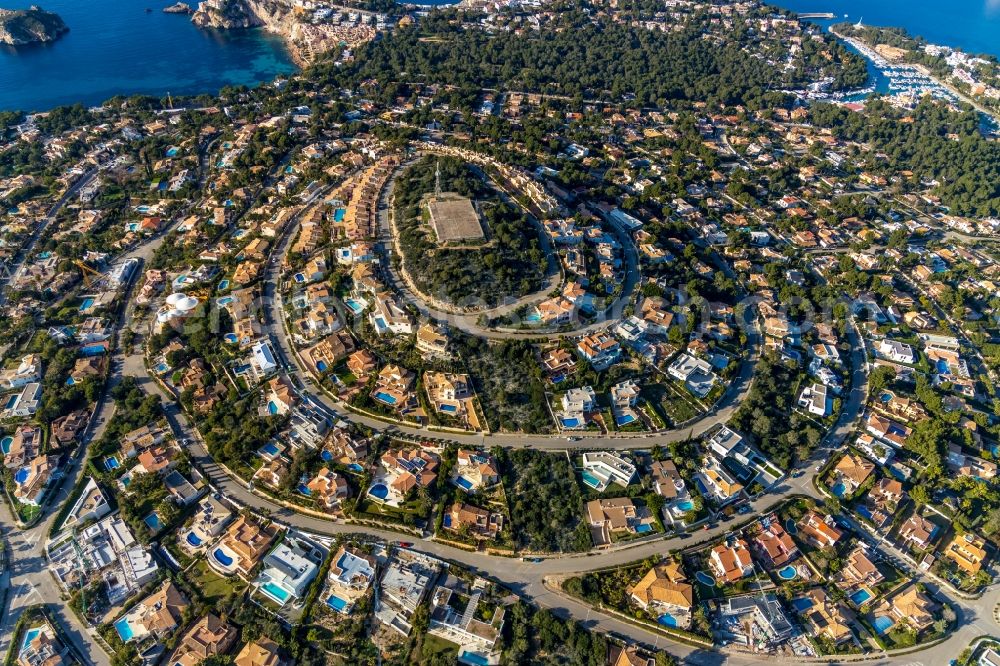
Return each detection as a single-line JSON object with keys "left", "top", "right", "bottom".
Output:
{"left": 799, "top": 511, "right": 843, "bottom": 549}
{"left": 446, "top": 502, "right": 503, "bottom": 540}
{"left": 943, "top": 533, "right": 988, "bottom": 576}
{"left": 580, "top": 451, "right": 637, "bottom": 491}
{"left": 710, "top": 539, "right": 754, "bottom": 583}
{"left": 576, "top": 332, "right": 620, "bottom": 370}
{"left": 255, "top": 535, "right": 324, "bottom": 605}
{"left": 753, "top": 521, "right": 798, "bottom": 568}
{"left": 627, "top": 560, "right": 693, "bottom": 629}
{"left": 168, "top": 614, "right": 238, "bottom": 666}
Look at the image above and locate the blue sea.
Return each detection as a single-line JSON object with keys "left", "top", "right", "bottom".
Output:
{"left": 777, "top": 0, "right": 1000, "bottom": 59}
{"left": 0, "top": 0, "right": 296, "bottom": 112}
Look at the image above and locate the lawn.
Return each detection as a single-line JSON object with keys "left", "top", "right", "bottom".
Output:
{"left": 186, "top": 558, "right": 245, "bottom": 607}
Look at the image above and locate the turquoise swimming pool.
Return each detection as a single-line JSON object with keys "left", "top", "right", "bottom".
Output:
{"left": 114, "top": 618, "right": 135, "bottom": 642}
{"left": 261, "top": 581, "right": 291, "bottom": 603}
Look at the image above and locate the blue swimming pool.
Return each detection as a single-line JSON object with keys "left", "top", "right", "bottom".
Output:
{"left": 326, "top": 594, "right": 349, "bottom": 613}
{"left": 676, "top": 500, "right": 694, "bottom": 511}
{"left": 294, "top": 273, "right": 305, "bottom": 283}
{"left": 186, "top": 532, "right": 203, "bottom": 547}
{"left": 316, "top": 360, "right": 328, "bottom": 372}
{"left": 80, "top": 344, "right": 107, "bottom": 356}
{"left": 218, "top": 279, "right": 230, "bottom": 290}
{"left": 224, "top": 333, "right": 238, "bottom": 344}
{"left": 144, "top": 513, "right": 161, "bottom": 531}
{"left": 635, "top": 523, "right": 653, "bottom": 534}
{"left": 374, "top": 391, "right": 397, "bottom": 405}
{"left": 348, "top": 463, "right": 364, "bottom": 473}
{"left": 213, "top": 548, "right": 234, "bottom": 567}
{"left": 166, "top": 147, "right": 179, "bottom": 157}
{"left": 259, "top": 442, "right": 280, "bottom": 457}
{"left": 14, "top": 467, "right": 29, "bottom": 484}
{"left": 460, "top": 652, "right": 490, "bottom": 666}
{"left": 321, "top": 449, "right": 333, "bottom": 462}
{"left": 0, "top": 436, "right": 11, "bottom": 455}
{"left": 369, "top": 484, "right": 389, "bottom": 500}
{"left": 455, "top": 475, "right": 473, "bottom": 491}
{"left": 525, "top": 312, "right": 542, "bottom": 323}
{"left": 562, "top": 417, "right": 581, "bottom": 428}
{"left": 104, "top": 457, "right": 120, "bottom": 471}
{"left": 217, "top": 295, "right": 234, "bottom": 306}
{"left": 777, "top": 565, "right": 797, "bottom": 580}
{"left": 831, "top": 481, "right": 846, "bottom": 497}
{"left": 334, "top": 208, "right": 346, "bottom": 222}
{"left": 298, "top": 484, "right": 312, "bottom": 496}
{"left": 4, "top": 395, "right": 16, "bottom": 410}
{"left": 114, "top": 618, "right": 135, "bottom": 642}
{"left": 344, "top": 299, "right": 364, "bottom": 314}
{"left": 581, "top": 470, "right": 602, "bottom": 489}
{"left": 616, "top": 413, "right": 636, "bottom": 426}
{"left": 873, "top": 616, "right": 894, "bottom": 634}
{"left": 850, "top": 589, "right": 872, "bottom": 605}
{"left": 267, "top": 401, "right": 279, "bottom": 415}
{"left": 440, "top": 404, "right": 458, "bottom": 413}
{"left": 20, "top": 628, "right": 41, "bottom": 651}
{"left": 79, "top": 297, "right": 95, "bottom": 312}
{"left": 443, "top": 514, "right": 452, "bottom": 527}
{"left": 261, "top": 582, "right": 291, "bottom": 603}
{"left": 657, "top": 612, "right": 677, "bottom": 627}
{"left": 791, "top": 597, "right": 814, "bottom": 612}
{"left": 695, "top": 571, "right": 715, "bottom": 587}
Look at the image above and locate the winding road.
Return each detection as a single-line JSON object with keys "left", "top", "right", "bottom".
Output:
{"left": 2, "top": 146, "right": 997, "bottom": 666}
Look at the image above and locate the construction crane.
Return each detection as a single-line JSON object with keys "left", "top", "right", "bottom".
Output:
{"left": 73, "top": 260, "right": 103, "bottom": 289}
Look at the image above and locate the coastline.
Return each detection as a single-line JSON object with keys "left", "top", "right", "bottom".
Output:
{"left": 829, "top": 26, "right": 1000, "bottom": 126}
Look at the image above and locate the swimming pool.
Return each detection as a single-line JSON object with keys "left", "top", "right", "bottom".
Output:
{"left": 562, "top": 417, "right": 581, "bottom": 428}
{"left": 80, "top": 344, "right": 107, "bottom": 356}
{"left": 525, "top": 312, "right": 542, "bottom": 323}
{"left": 443, "top": 514, "right": 452, "bottom": 527}
{"left": 657, "top": 612, "right": 677, "bottom": 627}
{"left": 873, "top": 616, "right": 894, "bottom": 634}
{"left": 185, "top": 532, "right": 203, "bottom": 547}
{"left": 4, "top": 395, "right": 16, "bottom": 410}
{"left": 298, "top": 484, "right": 312, "bottom": 496}
{"left": 321, "top": 449, "right": 333, "bottom": 462}
{"left": 831, "top": 481, "right": 846, "bottom": 497}
{"left": 616, "top": 413, "right": 636, "bottom": 426}
{"left": 455, "top": 475, "right": 474, "bottom": 491}
{"left": 218, "top": 279, "right": 230, "bottom": 290}
{"left": 333, "top": 208, "right": 346, "bottom": 222}
{"left": 224, "top": 333, "right": 238, "bottom": 344}
{"left": 676, "top": 500, "right": 695, "bottom": 511}
{"left": 166, "top": 147, "right": 179, "bottom": 157}
{"left": 344, "top": 298, "right": 365, "bottom": 314}
{"left": 374, "top": 391, "right": 397, "bottom": 405}
{"left": 294, "top": 273, "right": 306, "bottom": 283}
{"left": 348, "top": 463, "right": 364, "bottom": 473}
{"left": 440, "top": 404, "right": 458, "bottom": 413}
{"left": 261, "top": 581, "right": 291, "bottom": 603}
{"left": 144, "top": 513, "right": 161, "bottom": 531}
{"left": 217, "top": 296, "right": 234, "bottom": 306}
{"left": 634, "top": 523, "right": 652, "bottom": 534}
{"left": 368, "top": 484, "right": 389, "bottom": 500}
{"left": 0, "top": 436, "right": 11, "bottom": 455}
{"left": 850, "top": 588, "right": 872, "bottom": 605}
{"left": 104, "top": 457, "right": 120, "bottom": 471}
{"left": 791, "top": 597, "right": 814, "bottom": 612}
{"left": 581, "top": 470, "right": 603, "bottom": 489}
{"left": 267, "top": 401, "right": 280, "bottom": 415}
{"left": 259, "top": 442, "right": 281, "bottom": 457}
{"left": 777, "top": 565, "right": 797, "bottom": 581}
{"left": 114, "top": 617, "right": 135, "bottom": 642}
{"left": 20, "top": 627, "right": 41, "bottom": 651}
{"left": 695, "top": 571, "right": 715, "bottom": 587}
{"left": 14, "top": 467, "right": 29, "bottom": 484}
{"left": 785, "top": 518, "right": 797, "bottom": 534}
{"left": 326, "top": 594, "right": 349, "bottom": 613}
{"left": 460, "top": 652, "right": 490, "bottom": 666}
{"left": 79, "top": 297, "right": 95, "bottom": 312}
{"left": 212, "top": 548, "right": 234, "bottom": 567}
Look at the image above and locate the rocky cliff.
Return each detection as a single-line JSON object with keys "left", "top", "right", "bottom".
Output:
{"left": 0, "top": 5, "right": 68, "bottom": 46}
{"left": 190, "top": 0, "right": 290, "bottom": 31}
